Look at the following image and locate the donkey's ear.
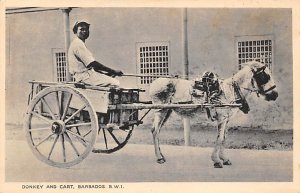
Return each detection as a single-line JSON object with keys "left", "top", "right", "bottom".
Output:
{"left": 252, "top": 62, "right": 266, "bottom": 72}
{"left": 257, "top": 64, "right": 267, "bottom": 72}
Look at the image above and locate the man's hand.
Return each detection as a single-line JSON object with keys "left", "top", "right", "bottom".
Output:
{"left": 108, "top": 70, "right": 123, "bottom": 77}
{"left": 114, "top": 70, "right": 123, "bottom": 76}
{"left": 88, "top": 61, "right": 123, "bottom": 77}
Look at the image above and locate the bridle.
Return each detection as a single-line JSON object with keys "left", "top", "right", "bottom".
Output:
{"left": 250, "top": 65, "right": 276, "bottom": 96}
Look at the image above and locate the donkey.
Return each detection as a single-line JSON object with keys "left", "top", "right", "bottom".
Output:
{"left": 149, "top": 61, "right": 278, "bottom": 168}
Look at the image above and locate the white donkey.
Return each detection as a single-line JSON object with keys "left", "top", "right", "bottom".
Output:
{"left": 149, "top": 61, "right": 278, "bottom": 168}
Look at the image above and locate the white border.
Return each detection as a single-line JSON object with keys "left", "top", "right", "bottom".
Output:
{"left": 1, "top": 1, "right": 299, "bottom": 193}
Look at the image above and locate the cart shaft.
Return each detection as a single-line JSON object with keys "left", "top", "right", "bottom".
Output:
{"left": 108, "top": 103, "right": 242, "bottom": 110}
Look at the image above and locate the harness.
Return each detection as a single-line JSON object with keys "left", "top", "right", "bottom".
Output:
{"left": 192, "top": 71, "right": 251, "bottom": 120}
{"left": 191, "top": 64, "right": 276, "bottom": 121}
{"left": 229, "top": 65, "right": 276, "bottom": 114}
{"left": 232, "top": 81, "right": 250, "bottom": 114}
{"left": 192, "top": 72, "right": 222, "bottom": 121}
{"left": 193, "top": 71, "right": 221, "bottom": 102}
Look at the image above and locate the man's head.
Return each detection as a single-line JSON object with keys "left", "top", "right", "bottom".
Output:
{"left": 73, "top": 21, "right": 90, "bottom": 41}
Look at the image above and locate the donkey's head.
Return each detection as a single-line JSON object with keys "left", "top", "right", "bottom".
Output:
{"left": 248, "top": 61, "right": 278, "bottom": 101}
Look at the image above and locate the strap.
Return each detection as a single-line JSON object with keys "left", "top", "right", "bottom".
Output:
{"left": 232, "top": 81, "right": 250, "bottom": 114}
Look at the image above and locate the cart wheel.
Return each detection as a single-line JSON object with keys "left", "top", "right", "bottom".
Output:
{"left": 24, "top": 86, "right": 98, "bottom": 168}
{"left": 93, "top": 123, "right": 134, "bottom": 154}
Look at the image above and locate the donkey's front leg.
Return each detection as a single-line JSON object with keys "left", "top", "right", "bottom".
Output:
{"left": 220, "top": 146, "right": 232, "bottom": 166}
{"left": 211, "top": 118, "right": 230, "bottom": 168}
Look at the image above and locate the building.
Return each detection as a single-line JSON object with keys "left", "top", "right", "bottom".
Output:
{"left": 5, "top": 8, "right": 293, "bottom": 129}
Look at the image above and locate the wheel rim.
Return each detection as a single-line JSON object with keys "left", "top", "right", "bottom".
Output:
{"left": 93, "top": 124, "right": 134, "bottom": 154}
{"left": 24, "top": 86, "right": 98, "bottom": 168}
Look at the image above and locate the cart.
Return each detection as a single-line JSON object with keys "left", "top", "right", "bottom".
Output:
{"left": 25, "top": 80, "right": 241, "bottom": 168}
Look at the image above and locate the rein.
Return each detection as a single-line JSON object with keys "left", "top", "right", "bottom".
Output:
{"left": 246, "top": 79, "right": 261, "bottom": 97}
{"left": 122, "top": 73, "right": 180, "bottom": 78}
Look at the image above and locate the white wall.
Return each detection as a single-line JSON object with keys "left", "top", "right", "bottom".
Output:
{"left": 5, "top": 8, "right": 292, "bottom": 130}
{"left": 6, "top": 10, "right": 65, "bottom": 124}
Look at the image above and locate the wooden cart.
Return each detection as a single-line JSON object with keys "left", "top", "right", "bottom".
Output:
{"left": 25, "top": 80, "right": 241, "bottom": 168}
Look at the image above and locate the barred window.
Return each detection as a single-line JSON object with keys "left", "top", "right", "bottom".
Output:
{"left": 52, "top": 49, "right": 67, "bottom": 82}
{"left": 136, "top": 42, "right": 170, "bottom": 84}
{"left": 236, "top": 35, "right": 274, "bottom": 72}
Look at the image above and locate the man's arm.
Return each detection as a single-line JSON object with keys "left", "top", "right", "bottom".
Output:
{"left": 87, "top": 61, "right": 123, "bottom": 76}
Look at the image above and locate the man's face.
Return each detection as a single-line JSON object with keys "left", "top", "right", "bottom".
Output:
{"left": 76, "top": 25, "right": 89, "bottom": 40}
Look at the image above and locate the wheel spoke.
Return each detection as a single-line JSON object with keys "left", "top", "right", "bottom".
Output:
{"left": 107, "top": 129, "right": 121, "bottom": 145}
{"left": 61, "top": 93, "right": 73, "bottom": 121}
{"left": 66, "top": 130, "right": 90, "bottom": 144}
{"left": 75, "top": 127, "right": 87, "bottom": 147}
{"left": 48, "top": 134, "right": 60, "bottom": 160}
{"left": 56, "top": 91, "right": 61, "bottom": 120}
{"left": 64, "top": 105, "right": 86, "bottom": 124}
{"left": 41, "top": 97, "right": 56, "bottom": 120}
{"left": 74, "top": 126, "right": 92, "bottom": 140}
{"left": 102, "top": 128, "right": 108, "bottom": 150}
{"left": 68, "top": 125, "right": 93, "bottom": 137}
{"left": 64, "top": 132, "right": 80, "bottom": 156}
{"left": 83, "top": 129, "right": 92, "bottom": 137}
{"left": 61, "top": 133, "right": 66, "bottom": 162}
{"left": 76, "top": 127, "right": 81, "bottom": 135}
{"left": 30, "top": 126, "right": 51, "bottom": 131}
{"left": 34, "top": 133, "right": 55, "bottom": 148}
{"left": 31, "top": 111, "right": 53, "bottom": 124}
{"left": 76, "top": 137, "right": 88, "bottom": 147}
{"left": 66, "top": 122, "right": 91, "bottom": 128}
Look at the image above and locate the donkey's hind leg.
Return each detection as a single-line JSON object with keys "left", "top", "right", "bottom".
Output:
{"left": 211, "top": 118, "right": 230, "bottom": 168}
{"left": 220, "top": 146, "right": 232, "bottom": 165}
{"left": 151, "top": 109, "right": 172, "bottom": 164}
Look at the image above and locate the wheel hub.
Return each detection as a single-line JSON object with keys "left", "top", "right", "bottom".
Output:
{"left": 51, "top": 120, "right": 66, "bottom": 134}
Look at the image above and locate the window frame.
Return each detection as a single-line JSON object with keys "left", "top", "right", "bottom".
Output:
{"left": 235, "top": 35, "right": 274, "bottom": 73}
{"left": 136, "top": 41, "right": 170, "bottom": 85}
{"left": 52, "top": 48, "right": 67, "bottom": 82}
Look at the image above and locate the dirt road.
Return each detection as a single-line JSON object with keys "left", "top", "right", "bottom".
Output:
{"left": 5, "top": 140, "right": 292, "bottom": 182}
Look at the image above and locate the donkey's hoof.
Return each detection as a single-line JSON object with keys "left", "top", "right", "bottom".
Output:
{"left": 223, "top": 160, "right": 232, "bottom": 165}
{"left": 214, "top": 162, "right": 223, "bottom": 168}
{"left": 157, "top": 157, "right": 166, "bottom": 164}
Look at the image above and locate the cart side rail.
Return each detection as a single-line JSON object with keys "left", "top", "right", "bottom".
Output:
{"left": 28, "top": 80, "right": 145, "bottom": 92}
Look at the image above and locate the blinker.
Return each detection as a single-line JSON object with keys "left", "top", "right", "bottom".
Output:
{"left": 253, "top": 69, "right": 270, "bottom": 87}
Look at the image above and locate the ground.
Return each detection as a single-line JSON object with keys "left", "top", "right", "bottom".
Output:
{"left": 5, "top": 123, "right": 293, "bottom": 182}
{"left": 6, "top": 123, "right": 293, "bottom": 151}
{"left": 5, "top": 141, "right": 293, "bottom": 182}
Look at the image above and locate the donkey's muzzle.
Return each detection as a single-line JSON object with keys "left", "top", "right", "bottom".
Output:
{"left": 265, "top": 90, "right": 278, "bottom": 101}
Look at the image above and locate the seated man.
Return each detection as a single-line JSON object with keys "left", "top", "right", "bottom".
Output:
{"left": 68, "top": 20, "right": 123, "bottom": 87}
